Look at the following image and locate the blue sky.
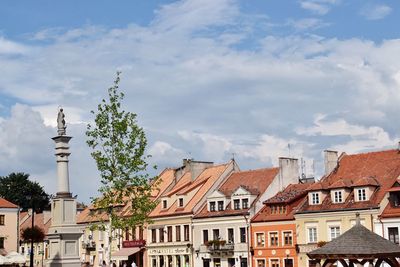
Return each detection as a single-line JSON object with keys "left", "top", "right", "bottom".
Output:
{"left": 0, "top": 0, "right": 399, "bottom": 203}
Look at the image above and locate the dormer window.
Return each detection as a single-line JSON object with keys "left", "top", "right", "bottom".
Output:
{"left": 333, "top": 190, "right": 343, "bottom": 203}
{"left": 242, "top": 198, "right": 249, "bottom": 209}
{"left": 311, "top": 192, "right": 320, "bottom": 205}
{"left": 209, "top": 201, "right": 216, "bottom": 212}
{"left": 217, "top": 201, "right": 224, "bottom": 211}
{"left": 162, "top": 200, "right": 167, "bottom": 209}
{"left": 178, "top": 198, "right": 184, "bottom": 207}
{"left": 233, "top": 199, "right": 240, "bottom": 210}
{"left": 356, "top": 188, "right": 367, "bottom": 201}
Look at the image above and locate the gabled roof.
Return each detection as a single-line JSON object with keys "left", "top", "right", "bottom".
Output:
{"left": 298, "top": 149, "right": 400, "bottom": 214}
{"left": 308, "top": 216, "right": 400, "bottom": 259}
{"left": 149, "top": 163, "right": 231, "bottom": 218}
{"left": 0, "top": 198, "right": 18, "bottom": 209}
{"left": 19, "top": 211, "right": 52, "bottom": 240}
{"left": 194, "top": 167, "right": 279, "bottom": 219}
{"left": 252, "top": 183, "right": 312, "bottom": 223}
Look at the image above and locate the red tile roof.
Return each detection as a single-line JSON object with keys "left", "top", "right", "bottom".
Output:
{"left": 194, "top": 167, "right": 279, "bottom": 219}
{"left": 297, "top": 149, "right": 400, "bottom": 214}
{"left": 19, "top": 211, "right": 52, "bottom": 240}
{"left": 0, "top": 197, "right": 18, "bottom": 208}
{"left": 252, "top": 183, "right": 312, "bottom": 222}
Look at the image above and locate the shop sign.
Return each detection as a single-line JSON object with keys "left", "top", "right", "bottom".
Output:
{"left": 148, "top": 247, "right": 189, "bottom": 255}
{"left": 122, "top": 240, "right": 146, "bottom": 248}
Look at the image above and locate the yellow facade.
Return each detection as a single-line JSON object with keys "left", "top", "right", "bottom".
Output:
{"left": 295, "top": 210, "right": 379, "bottom": 267}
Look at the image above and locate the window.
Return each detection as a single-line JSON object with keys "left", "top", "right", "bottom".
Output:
{"left": 256, "top": 233, "right": 265, "bottom": 247}
{"left": 270, "top": 259, "right": 280, "bottom": 267}
{"left": 311, "top": 192, "right": 320, "bottom": 205}
{"left": 240, "top": 227, "right": 246, "bottom": 243}
{"left": 179, "top": 198, "right": 184, "bottom": 207}
{"left": 159, "top": 228, "right": 164, "bottom": 242}
{"left": 329, "top": 226, "right": 340, "bottom": 241}
{"left": 209, "top": 201, "right": 216, "bottom": 211}
{"left": 151, "top": 229, "right": 156, "bottom": 243}
{"left": 242, "top": 198, "right": 249, "bottom": 209}
{"left": 184, "top": 225, "right": 189, "bottom": 241}
{"left": 213, "top": 229, "right": 220, "bottom": 240}
{"left": 283, "top": 231, "right": 292, "bottom": 245}
{"left": 167, "top": 226, "right": 172, "bottom": 242}
{"left": 240, "top": 258, "right": 248, "bottom": 267}
{"left": 203, "top": 229, "right": 209, "bottom": 244}
{"left": 389, "top": 227, "right": 399, "bottom": 244}
{"left": 333, "top": 191, "right": 343, "bottom": 203}
{"left": 269, "top": 232, "right": 278, "bottom": 246}
{"left": 257, "top": 259, "right": 265, "bottom": 267}
{"left": 203, "top": 259, "right": 210, "bottom": 267}
{"left": 234, "top": 199, "right": 240, "bottom": 210}
{"left": 308, "top": 227, "right": 317, "bottom": 243}
{"left": 284, "top": 259, "right": 293, "bottom": 267}
{"left": 176, "top": 225, "right": 181, "bottom": 242}
{"left": 0, "top": 215, "right": 4, "bottom": 225}
{"left": 162, "top": 200, "right": 167, "bottom": 209}
{"left": 227, "top": 228, "right": 234, "bottom": 243}
{"left": 357, "top": 188, "right": 367, "bottom": 201}
{"left": 218, "top": 201, "right": 224, "bottom": 211}
{"left": 0, "top": 237, "right": 4, "bottom": 249}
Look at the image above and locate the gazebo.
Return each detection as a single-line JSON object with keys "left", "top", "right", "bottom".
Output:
{"left": 307, "top": 214, "right": 400, "bottom": 267}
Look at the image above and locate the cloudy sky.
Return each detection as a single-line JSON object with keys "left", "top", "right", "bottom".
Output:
{"left": 0, "top": 0, "right": 399, "bottom": 203}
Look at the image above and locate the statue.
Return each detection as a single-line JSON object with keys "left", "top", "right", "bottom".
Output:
{"left": 57, "top": 108, "right": 67, "bottom": 135}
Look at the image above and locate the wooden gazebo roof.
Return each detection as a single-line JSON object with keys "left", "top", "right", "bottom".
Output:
{"left": 308, "top": 214, "right": 400, "bottom": 266}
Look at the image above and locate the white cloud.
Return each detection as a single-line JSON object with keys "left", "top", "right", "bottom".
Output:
{"left": 360, "top": 4, "right": 392, "bottom": 20}
{"left": 287, "top": 18, "right": 329, "bottom": 31}
{"left": 0, "top": 37, "right": 28, "bottom": 55}
{"left": 299, "top": 0, "right": 339, "bottom": 15}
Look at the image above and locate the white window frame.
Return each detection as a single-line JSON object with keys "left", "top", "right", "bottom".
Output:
{"left": 310, "top": 192, "right": 320, "bottom": 205}
{"left": 256, "top": 258, "right": 266, "bottom": 267}
{"left": 282, "top": 230, "right": 293, "bottom": 246}
{"left": 209, "top": 201, "right": 216, "bottom": 211}
{"left": 356, "top": 188, "right": 367, "bottom": 201}
{"left": 268, "top": 231, "right": 279, "bottom": 247}
{"left": 254, "top": 232, "right": 265, "bottom": 247}
{"left": 242, "top": 198, "right": 249, "bottom": 209}
{"left": 328, "top": 226, "right": 340, "bottom": 241}
{"left": 332, "top": 190, "right": 343, "bottom": 203}
{"left": 226, "top": 228, "right": 234, "bottom": 244}
{"left": 307, "top": 227, "right": 318, "bottom": 243}
{"left": 269, "top": 258, "right": 280, "bottom": 267}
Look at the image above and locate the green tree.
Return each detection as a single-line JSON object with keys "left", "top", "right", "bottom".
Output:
{"left": 21, "top": 226, "right": 45, "bottom": 242}
{"left": 0, "top": 172, "right": 50, "bottom": 211}
{"left": 86, "top": 72, "right": 158, "bottom": 260}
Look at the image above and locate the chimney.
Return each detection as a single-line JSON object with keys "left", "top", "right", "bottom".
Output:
{"left": 278, "top": 157, "right": 299, "bottom": 190}
{"left": 324, "top": 150, "right": 338, "bottom": 175}
{"left": 182, "top": 159, "right": 213, "bottom": 180}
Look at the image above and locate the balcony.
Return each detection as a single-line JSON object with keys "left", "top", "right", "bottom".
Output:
{"left": 203, "top": 240, "right": 234, "bottom": 256}
{"left": 82, "top": 241, "right": 96, "bottom": 250}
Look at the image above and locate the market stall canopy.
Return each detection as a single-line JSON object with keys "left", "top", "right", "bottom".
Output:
{"left": 5, "top": 251, "right": 26, "bottom": 264}
{"left": 111, "top": 247, "right": 141, "bottom": 261}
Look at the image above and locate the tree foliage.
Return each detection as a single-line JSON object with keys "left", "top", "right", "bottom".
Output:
{"left": 0, "top": 172, "right": 50, "bottom": 211}
{"left": 86, "top": 72, "right": 158, "bottom": 230}
{"left": 21, "top": 226, "right": 45, "bottom": 242}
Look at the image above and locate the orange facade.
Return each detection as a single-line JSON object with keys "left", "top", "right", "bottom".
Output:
{"left": 251, "top": 222, "right": 297, "bottom": 267}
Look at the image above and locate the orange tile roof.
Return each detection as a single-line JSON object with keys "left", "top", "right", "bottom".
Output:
{"left": 380, "top": 202, "right": 400, "bottom": 219}
{"left": 150, "top": 163, "right": 231, "bottom": 218}
{"left": 0, "top": 197, "right": 18, "bottom": 208}
{"left": 297, "top": 149, "right": 400, "bottom": 214}
{"left": 194, "top": 167, "right": 279, "bottom": 219}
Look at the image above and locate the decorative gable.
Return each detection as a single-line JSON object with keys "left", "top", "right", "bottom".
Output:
{"left": 232, "top": 186, "right": 252, "bottom": 196}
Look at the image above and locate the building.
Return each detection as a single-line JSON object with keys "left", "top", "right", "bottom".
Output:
{"left": 146, "top": 159, "right": 237, "bottom": 267}
{"left": 295, "top": 149, "right": 400, "bottom": 267}
{"left": 0, "top": 197, "right": 19, "bottom": 255}
{"left": 77, "top": 167, "right": 177, "bottom": 267}
{"left": 251, "top": 182, "right": 311, "bottom": 267}
{"left": 19, "top": 210, "right": 52, "bottom": 267}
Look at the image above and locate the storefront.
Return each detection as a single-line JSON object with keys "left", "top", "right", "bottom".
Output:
{"left": 148, "top": 246, "right": 192, "bottom": 267}
{"left": 112, "top": 240, "right": 146, "bottom": 267}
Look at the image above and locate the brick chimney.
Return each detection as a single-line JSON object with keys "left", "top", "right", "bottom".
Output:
{"left": 278, "top": 157, "right": 299, "bottom": 190}
{"left": 182, "top": 159, "right": 214, "bottom": 180}
{"left": 324, "top": 150, "right": 338, "bottom": 175}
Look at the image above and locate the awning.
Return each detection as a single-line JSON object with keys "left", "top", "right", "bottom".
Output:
{"left": 111, "top": 247, "right": 141, "bottom": 261}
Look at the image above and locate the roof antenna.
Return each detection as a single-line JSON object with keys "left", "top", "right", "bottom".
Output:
{"left": 288, "top": 143, "right": 291, "bottom": 158}
{"left": 231, "top": 152, "right": 236, "bottom": 161}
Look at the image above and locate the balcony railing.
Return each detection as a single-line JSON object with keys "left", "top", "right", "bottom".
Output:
{"left": 207, "top": 243, "right": 234, "bottom": 252}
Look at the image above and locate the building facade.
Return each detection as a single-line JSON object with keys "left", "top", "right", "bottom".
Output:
{"left": 147, "top": 159, "right": 237, "bottom": 267}
{"left": 0, "top": 197, "right": 19, "bottom": 255}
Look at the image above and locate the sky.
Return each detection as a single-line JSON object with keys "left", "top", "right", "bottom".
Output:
{"left": 0, "top": 0, "right": 399, "bottom": 203}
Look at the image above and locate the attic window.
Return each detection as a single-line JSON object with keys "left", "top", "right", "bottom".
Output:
{"left": 311, "top": 192, "right": 320, "bottom": 205}
{"left": 217, "top": 201, "right": 224, "bottom": 211}
{"left": 233, "top": 199, "right": 240, "bottom": 210}
{"left": 242, "top": 198, "right": 249, "bottom": 209}
{"left": 333, "top": 190, "right": 343, "bottom": 203}
{"left": 356, "top": 188, "right": 367, "bottom": 201}
{"left": 162, "top": 200, "right": 167, "bottom": 209}
{"left": 178, "top": 198, "right": 184, "bottom": 207}
{"left": 209, "top": 201, "right": 216, "bottom": 212}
